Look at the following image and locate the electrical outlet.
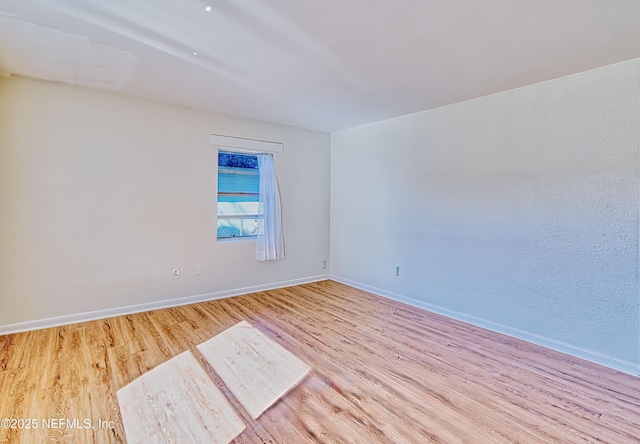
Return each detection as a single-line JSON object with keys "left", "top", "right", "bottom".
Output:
{"left": 172, "top": 268, "right": 180, "bottom": 279}
{"left": 195, "top": 264, "right": 203, "bottom": 275}
{"left": 322, "top": 260, "right": 327, "bottom": 269}
{"left": 395, "top": 266, "right": 400, "bottom": 277}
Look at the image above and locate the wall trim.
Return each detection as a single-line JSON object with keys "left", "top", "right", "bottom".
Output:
{"left": 0, "top": 275, "right": 329, "bottom": 336}
{"left": 211, "top": 134, "right": 284, "bottom": 153}
{"left": 330, "top": 275, "right": 640, "bottom": 377}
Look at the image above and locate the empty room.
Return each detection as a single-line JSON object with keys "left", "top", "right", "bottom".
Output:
{"left": 1, "top": 0, "right": 640, "bottom": 442}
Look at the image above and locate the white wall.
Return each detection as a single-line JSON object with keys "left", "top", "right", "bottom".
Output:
{"left": 2, "top": 62, "right": 639, "bottom": 375}
{"left": 0, "top": 77, "right": 330, "bottom": 329}
{"left": 331, "top": 59, "right": 640, "bottom": 374}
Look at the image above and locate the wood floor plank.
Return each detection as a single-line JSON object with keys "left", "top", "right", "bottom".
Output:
{"left": 197, "top": 321, "right": 310, "bottom": 419}
{"left": 117, "top": 350, "right": 245, "bottom": 443}
{"left": 1, "top": 280, "right": 639, "bottom": 443}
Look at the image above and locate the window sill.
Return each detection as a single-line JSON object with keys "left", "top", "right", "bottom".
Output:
{"left": 217, "top": 236, "right": 257, "bottom": 244}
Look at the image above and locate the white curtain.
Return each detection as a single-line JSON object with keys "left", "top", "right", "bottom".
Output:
{"left": 256, "top": 153, "right": 284, "bottom": 261}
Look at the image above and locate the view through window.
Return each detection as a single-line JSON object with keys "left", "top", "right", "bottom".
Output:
{"left": 217, "top": 151, "right": 263, "bottom": 239}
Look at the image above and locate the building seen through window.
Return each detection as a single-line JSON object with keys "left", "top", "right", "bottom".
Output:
{"left": 217, "top": 151, "right": 263, "bottom": 239}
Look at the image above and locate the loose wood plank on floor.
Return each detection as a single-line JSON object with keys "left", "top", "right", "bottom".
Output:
{"left": 197, "top": 321, "right": 310, "bottom": 419}
{"left": 117, "top": 350, "right": 245, "bottom": 443}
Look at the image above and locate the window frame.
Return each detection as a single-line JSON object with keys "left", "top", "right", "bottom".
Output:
{"left": 217, "top": 150, "right": 262, "bottom": 241}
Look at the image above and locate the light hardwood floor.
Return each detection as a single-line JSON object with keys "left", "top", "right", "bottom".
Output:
{"left": 1, "top": 280, "right": 639, "bottom": 443}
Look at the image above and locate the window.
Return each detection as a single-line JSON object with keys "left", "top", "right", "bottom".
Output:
{"left": 217, "top": 151, "right": 264, "bottom": 239}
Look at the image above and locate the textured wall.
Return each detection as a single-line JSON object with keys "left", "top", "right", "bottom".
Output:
{"left": 0, "top": 77, "right": 331, "bottom": 327}
{"left": 331, "top": 59, "right": 640, "bottom": 373}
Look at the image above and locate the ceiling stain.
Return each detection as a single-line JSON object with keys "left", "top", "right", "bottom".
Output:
{"left": 0, "top": 16, "right": 136, "bottom": 90}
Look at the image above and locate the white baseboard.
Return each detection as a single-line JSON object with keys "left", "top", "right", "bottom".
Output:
{"left": 331, "top": 275, "right": 640, "bottom": 377}
{"left": 0, "top": 275, "right": 330, "bottom": 336}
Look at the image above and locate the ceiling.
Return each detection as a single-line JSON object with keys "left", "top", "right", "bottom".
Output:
{"left": 1, "top": 0, "right": 640, "bottom": 133}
